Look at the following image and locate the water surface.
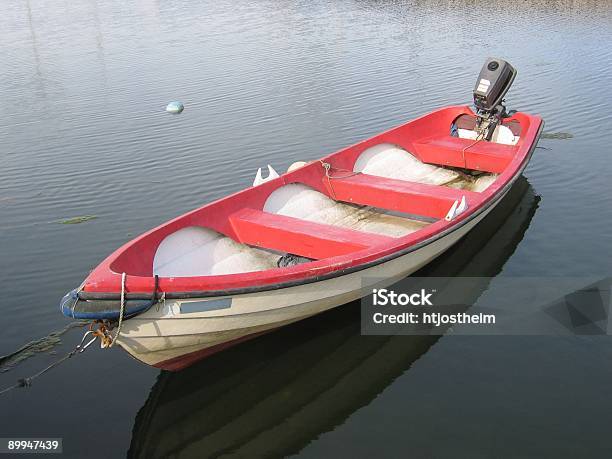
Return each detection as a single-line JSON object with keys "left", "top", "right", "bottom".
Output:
{"left": 1, "top": 0, "right": 612, "bottom": 457}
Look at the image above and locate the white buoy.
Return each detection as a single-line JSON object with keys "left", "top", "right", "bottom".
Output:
{"left": 166, "top": 101, "right": 184, "bottom": 114}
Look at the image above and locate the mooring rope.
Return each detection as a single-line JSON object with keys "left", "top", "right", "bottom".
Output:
{"left": 0, "top": 328, "right": 97, "bottom": 396}
{"left": 109, "top": 272, "right": 127, "bottom": 348}
{"left": 319, "top": 161, "right": 361, "bottom": 200}
{"left": 0, "top": 351, "right": 74, "bottom": 395}
{"left": 0, "top": 272, "right": 157, "bottom": 395}
{"left": 461, "top": 133, "right": 484, "bottom": 169}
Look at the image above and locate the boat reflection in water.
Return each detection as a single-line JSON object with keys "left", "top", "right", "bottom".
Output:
{"left": 128, "top": 177, "right": 539, "bottom": 459}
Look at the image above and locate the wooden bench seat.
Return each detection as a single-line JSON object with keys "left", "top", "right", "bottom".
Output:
{"left": 413, "top": 135, "right": 516, "bottom": 173}
{"left": 326, "top": 173, "right": 481, "bottom": 219}
{"left": 229, "top": 208, "right": 394, "bottom": 260}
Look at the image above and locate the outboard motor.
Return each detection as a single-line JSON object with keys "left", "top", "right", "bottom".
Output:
{"left": 473, "top": 58, "right": 517, "bottom": 140}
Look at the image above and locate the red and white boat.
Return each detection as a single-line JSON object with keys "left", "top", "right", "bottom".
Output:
{"left": 61, "top": 58, "right": 543, "bottom": 370}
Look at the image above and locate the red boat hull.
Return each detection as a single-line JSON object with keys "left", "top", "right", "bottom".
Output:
{"left": 73, "top": 106, "right": 542, "bottom": 301}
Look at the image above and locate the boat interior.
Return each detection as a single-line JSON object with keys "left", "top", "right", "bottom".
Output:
{"left": 106, "top": 106, "right": 536, "bottom": 279}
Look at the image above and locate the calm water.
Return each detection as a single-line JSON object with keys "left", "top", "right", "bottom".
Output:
{"left": 2, "top": 0, "right": 612, "bottom": 457}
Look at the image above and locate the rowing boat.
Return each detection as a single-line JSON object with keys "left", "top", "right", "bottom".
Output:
{"left": 60, "top": 58, "right": 543, "bottom": 370}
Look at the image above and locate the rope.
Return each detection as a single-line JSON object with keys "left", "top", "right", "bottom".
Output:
{"left": 461, "top": 133, "right": 484, "bottom": 169}
{"left": 110, "top": 272, "right": 127, "bottom": 348}
{"left": 0, "top": 351, "right": 76, "bottom": 396}
{"left": 152, "top": 275, "right": 159, "bottom": 303}
{"left": 0, "top": 381, "right": 24, "bottom": 396}
{"left": 0, "top": 328, "right": 97, "bottom": 396}
{"left": 0, "top": 272, "right": 149, "bottom": 395}
{"left": 319, "top": 161, "right": 361, "bottom": 200}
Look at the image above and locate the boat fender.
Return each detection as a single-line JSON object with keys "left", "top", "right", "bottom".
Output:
{"left": 287, "top": 161, "right": 307, "bottom": 172}
{"left": 253, "top": 165, "right": 279, "bottom": 186}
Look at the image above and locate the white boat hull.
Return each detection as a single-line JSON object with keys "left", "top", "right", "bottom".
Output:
{"left": 115, "top": 194, "right": 502, "bottom": 370}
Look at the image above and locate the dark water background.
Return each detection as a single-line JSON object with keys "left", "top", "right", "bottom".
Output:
{"left": 1, "top": 0, "right": 612, "bottom": 457}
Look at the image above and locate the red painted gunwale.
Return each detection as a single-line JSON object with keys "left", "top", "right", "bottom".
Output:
{"left": 80, "top": 106, "right": 542, "bottom": 297}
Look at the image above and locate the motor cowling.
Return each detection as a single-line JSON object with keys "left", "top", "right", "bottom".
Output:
{"left": 473, "top": 58, "right": 517, "bottom": 116}
{"left": 470, "top": 58, "right": 518, "bottom": 141}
